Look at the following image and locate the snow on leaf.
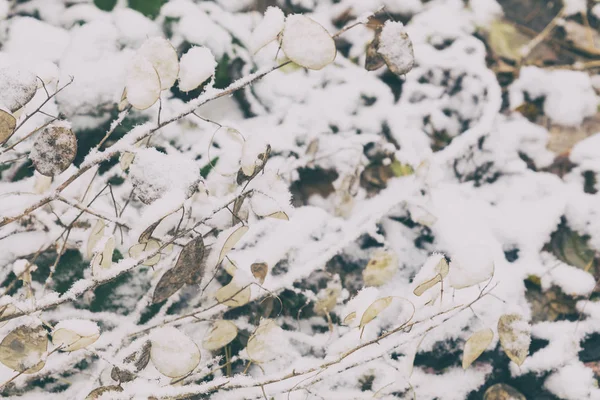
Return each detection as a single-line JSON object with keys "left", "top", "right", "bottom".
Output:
{"left": 413, "top": 255, "right": 449, "bottom": 296}
{"left": 202, "top": 320, "right": 238, "bottom": 351}
{"left": 281, "top": 14, "right": 337, "bottom": 70}
{"left": 125, "top": 54, "right": 161, "bottom": 110}
{"left": 497, "top": 314, "right": 530, "bottom": 366}
{"left": 377, "top": 21, "right": 415, "bottom": 76}
{"left": 363, "top": 249, "right": 398, "bottom": 287}
{"left": 462, "top": 328, "right": 493, "bottom": 369}
{"left": 86, "top": 219, "right": 106, "bottom": 260}
{"left": 150, "top": 327, "right": 200, "bottom": 378}
{"left": 251, "top": 262, "right": 268, "bottom": 284}
{"left": 251, "top": 6, "right": 285, "bottom": 54}
{"left": 0, "top": 65, "right": 38, "bottom": 112}
{"left": 129, "top": 239, "right": 161, "bottom": 266}
{"left": 178, "top": 46, "right": 217, "bottom": 92}
{"left": 52, "top": 319, "right": 100, "bottom": 352}
{"left": 314, "top": 281, "right": 341, "bottom": 316}
{"left": 129, "top": 148, "right": 200, "bottom": 205}
{"left": 137, "top": 37, "right": 179, "bottom": 90}
{"left": 0, "top": 108, "right": 16, "bottom": 144}
{"left": 0, "top": 325, "right": 48, "bottom": 373}
{"left": 30, "top": 123, "right": 77, "bottom": 177}
{"left": 241, "top": 135, "right": 269, "bottom": 177}
{"left": 246, "top": 319, "right": 283, "bottom": 364}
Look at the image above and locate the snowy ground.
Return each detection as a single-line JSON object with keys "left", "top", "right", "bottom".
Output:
{"left": 0, "top": 0, "right": 600, "bottom": 399}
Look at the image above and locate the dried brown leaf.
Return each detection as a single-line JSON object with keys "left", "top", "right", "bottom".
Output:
{"left": 251, "top": 262, "right": 268, "bottom": 284}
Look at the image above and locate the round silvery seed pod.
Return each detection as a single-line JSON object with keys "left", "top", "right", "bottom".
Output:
{"left": 30, "top": 123, "right": 77, "bottom": 177}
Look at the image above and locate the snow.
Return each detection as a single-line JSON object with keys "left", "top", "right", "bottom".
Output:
{"left": 563, "top": 0, "right": 587, "bottom": 16}
{"left": 510, "top": 67, "right": 598, "bottom": 126}
{"left": 129, "top": 148, "right": 199, "bottom": 205}
{"left": 0, "top": 64, "right": 38, "bottom": 112}
{"left": 281, "top": 14, "right": 337, "bottom": 70}
{"left": 3, "top": 17, "right": 70, "bottom": 64}
{"left": 377, "top": 21, "right": 415, "bottom": 76}
{"left": 149, "top": 327, "right": 200, "bottom": 378}
{"left": 544, "top": 361, "right": 598, "bottom": 399}
{"left": 178, "top": 47, "right": 216, "bottom": 92}
{"left": 126, "top": 54, "right": 161, "bottom": 110}
{"left": 250, "top": 6, "right": 285, "bottom": 54}
{"left": 53, "top": 319, "right": 99, "bottom": 338}
{"left": 137, "top": 37, "right": 179, "bottom": 90}
{"left": 1, "top": 1, "right": 600, "bottom": 399}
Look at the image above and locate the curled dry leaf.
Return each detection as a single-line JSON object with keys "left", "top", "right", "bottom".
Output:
{"left": 281, "top": 14, "right": 337, "bottom": 70}
{"left": 247, "top": 319, "right": 281, "bottom": 363}
{"left": 92, "top": 236, "right": 115, "bottom": 276}
{"left": 413, "top": 256, "right": 449, "bottom": 296}
{"left": 215, "top": 279, "right": 251, "bottom": 308}
{"left": 497, "top": 314, "right": 530, "bottom": 366}
{"left": 218, "top": 225, "right": 249, "bottom": 266}
{"left": 85, "top": 386, "right": 124, "bottom": 400}
{"left": 86, "top": 219, "right": 106, "bottom": 259}
{"left": 377, "top": 21, "right": 415, "bottom": 76}
{"left": 138, "top": 218, "right": 163, "bottom": 244}
{"left": 266, "top": 211, "right": 289, "bottom": 220}
{"left": 0, "top": 325, "right": 48, "bottom": 373}
{"left": 137, "top": 37, "right": 179, "bottom": 90}
{"left": 129, "top": 239, "right": 161, "bottom": 266}
{"left": 30, "top": 123, "right": 77, "bottom": 177}
{"left": 0, "top": 108, "right": 16, "bottom": 144}
{"left": 150, "top": 327, "right": 200, "bottom": 378}
{"left": 359, "top": 296, "right": 393, "bottom": 331}
{"left": 251, "top": 6, "right": 285, "bottom": 53}
{"left": 251, "top": 262, "right": 268, "bottom": 284}
{"left": 0, "top": 303, "right": 17, "bottom": 328}
{"left": 462, "top": 328, "right": 493, "bottom": 369}
{"left": 126, "top": 55, "right": 161, "bottom": 110}
{"left": 202, "top": 320, "right": 238, "bottom": 350}
{"left": 365, "top": 28, "right": 385, "bottom": 71}
{"left": 152, "top": 236, "right": 206, "bottom": 304}
{"left": 52, "top": 319, "right": 100, "bottom": 352}
{"left": 342, "top": 311, "right": 357, "bottom": 326}
{"left": 0, "top": 65, "right": 38, "bottom": 112}
{"left": 363, "top": 249, "right": 398, "bottom": 287}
